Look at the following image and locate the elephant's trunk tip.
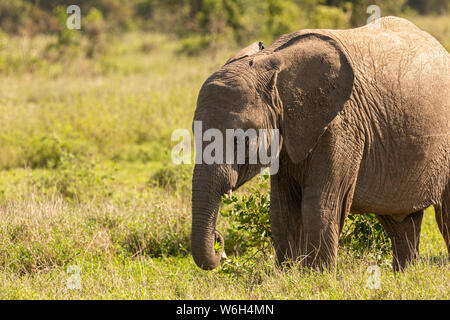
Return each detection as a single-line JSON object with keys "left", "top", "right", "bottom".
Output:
{"left": 192, "top": 230, "right": 225, "bottom": 270}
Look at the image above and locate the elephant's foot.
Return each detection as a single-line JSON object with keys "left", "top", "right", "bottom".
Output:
{"left": 300, "top": 228, "right": 339, "bottom": 271}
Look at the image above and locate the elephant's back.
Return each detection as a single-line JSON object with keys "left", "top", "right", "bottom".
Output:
{"left": 330, "top": 17, "right": 449, "bottom": 139}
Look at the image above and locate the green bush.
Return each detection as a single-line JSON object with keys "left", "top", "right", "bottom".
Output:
{"left": 265, "top": 0, "right": 302, "bottom": 38}
{"left": 178, "top": 34, "right": 212, "bottom": 56}
{"left": 24, "top": 135, "right": 68, "bottom": 169}
{"left": 197, "top": 0, "right": 246, "bottom": 42}
{"left": 220, "top": 173, "right": 271, "bottom": 256}
{"left": 309, "top": 5, "right": 350, "bottom": 29}
{"left": 340, "top": 213, "right": 391, "bottom": 256}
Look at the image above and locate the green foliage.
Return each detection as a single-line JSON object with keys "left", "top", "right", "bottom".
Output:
{"left": 0, "top": 0, "right": 447, "bottom": 59}
{"left": 266, "top": 0, "right": 302, "bottom": 38}
{"left": 24, "top": 134, "right": 68, "bottom": 169}
{"left": 340, "top": 213, "right": 391, "bottom": 256}
{"left": 309, "top": 5, "right": 350, "bottom": 29}
{"left": 178, "top": 34, "right": 212, "bottom": 55}
{"left": 197, "top": 0, "right": 243, "bottom": 34}
{"left": 31, "top": 152, "right": 114, "bottom": 201}
{"left": 116, "top": 219, "right": 190, "bottom": 258}
{"left": 22, "top": 134, "right": 89, "bottom": 169}
{"left": 220, "top": 174, "right": 271, "bottom": 256}
{"left": 149, "top": 163, "right": 193, "bottom": 192}
{"left": 0, "top": 0, "right": 447, "bottom": 42}
{"left": 52, "top": 6, "right": 80, "bottom": 48}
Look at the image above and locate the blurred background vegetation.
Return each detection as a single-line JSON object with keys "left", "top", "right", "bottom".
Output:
{"left": 0, "top": 1, "right": 449, "bottom": 53}
{"left": 0, "top": 0, "right": 448, "bottom": 174}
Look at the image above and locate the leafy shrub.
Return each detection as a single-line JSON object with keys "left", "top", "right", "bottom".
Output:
{"left": 24, "top": 135, "right": 67, "bottom": 169}
{"left": 178, "top": 34, "right": 213, "bottom": 56}
{"left": 220, "top": 172, "right": 271, "bottom": 257}
{"left": 339, "top": 213, "right": 391, "bottom": 255}
{"left": 23, "top": 135, "right": 89, "bottom": 169}
{"left": 265, "top": 0, "right": 302, "bottom": 38}
{"left": 197, "top": 0, "right": 246, "bottom": 42}
{"left": 309, "top": 5, "right": 350, "bottom": 29}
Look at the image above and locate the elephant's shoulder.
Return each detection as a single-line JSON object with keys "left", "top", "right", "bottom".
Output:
{"left": 374, "top": 16, "right": 420, "bottom": 32}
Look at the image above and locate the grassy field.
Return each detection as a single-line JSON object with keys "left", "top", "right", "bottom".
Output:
{"left": 0, "top": 19, "right": 448, "bottom": 299}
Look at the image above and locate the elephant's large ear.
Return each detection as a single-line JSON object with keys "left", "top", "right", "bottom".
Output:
{"left": 258, "top": 33, "right": 354, "bottom": 163}
{"left": 225, "top": 41, "right": 264, "bottom": 65}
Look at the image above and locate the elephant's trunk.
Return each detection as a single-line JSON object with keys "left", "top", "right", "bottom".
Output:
{"left": 191, "top": 164, "right": 230, "bottom": 270}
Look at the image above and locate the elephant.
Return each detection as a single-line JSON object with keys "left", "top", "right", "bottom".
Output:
{"left": 190, "top": 16, "right": 450, "bottom": 272}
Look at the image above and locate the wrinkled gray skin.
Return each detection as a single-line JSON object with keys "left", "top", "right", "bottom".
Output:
{"left": 191, "top": 17, "right": 450, "bottom": 271}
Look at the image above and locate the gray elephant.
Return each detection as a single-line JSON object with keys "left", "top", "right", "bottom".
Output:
{"left": 191, "top": 16, "right": 449, "bottom": 271}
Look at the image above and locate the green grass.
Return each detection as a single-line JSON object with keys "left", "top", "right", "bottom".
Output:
{"left": 0, "top": 187, "right": 447, "bottom": 299}
{"left": 0, "top": 17, "right": 448, "bottom": 299}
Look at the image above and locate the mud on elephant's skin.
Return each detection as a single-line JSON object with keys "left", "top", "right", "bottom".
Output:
{"left": 191, "top": 16, "right": 450, "bottom": 271}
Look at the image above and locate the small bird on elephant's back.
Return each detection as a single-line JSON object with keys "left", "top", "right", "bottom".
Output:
{"left": 191, "top": 16, "right": 450, "bottom": 272}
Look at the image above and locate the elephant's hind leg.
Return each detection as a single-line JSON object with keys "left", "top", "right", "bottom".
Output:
{"left": 435, "top": 183, "right": 450, "bottom": 255}
{"left": 376, "top": 210, "right": 424, "bottom": 271}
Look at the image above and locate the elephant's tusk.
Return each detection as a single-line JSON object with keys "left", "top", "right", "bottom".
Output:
{"left": 227, "top": 189, "right": 232, "bottom": 198}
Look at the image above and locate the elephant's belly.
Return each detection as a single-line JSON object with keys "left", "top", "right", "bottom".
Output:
{"left": 350, "top": 135, "right": 449, "bottom": 216}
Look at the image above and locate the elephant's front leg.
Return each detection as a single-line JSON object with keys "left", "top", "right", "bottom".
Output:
{"left": 270, "top": 168, "right": 303, "bottom": 266}
{"left": 300, "top": 131, "right": 361, "bottom": 269}
{"left": 301, "top": 186, "right": 355, "bottom": 269}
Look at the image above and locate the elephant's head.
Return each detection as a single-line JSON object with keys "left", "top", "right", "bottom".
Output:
{"left": 191, "top": 34, "right": 354, "bottom": 270}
